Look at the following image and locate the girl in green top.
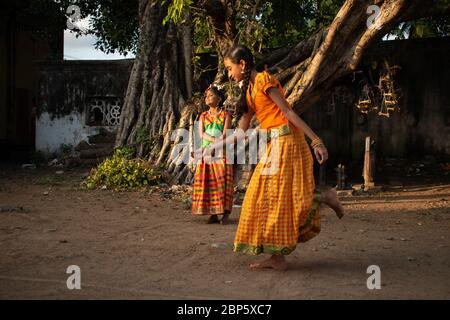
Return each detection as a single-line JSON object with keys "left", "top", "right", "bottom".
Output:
{"left": 192, "top": 84, "right": 233, "bottom": 224}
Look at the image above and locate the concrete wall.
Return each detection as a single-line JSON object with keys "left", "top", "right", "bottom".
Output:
{"left": 36, "top": 60, "right": 132, "bottom": 154}
{"left": 35, "top": 38, "right": 450, "bottom": 160}
{"left": 35, "top": 112, "right": 87, "bottom": 154}
{"left": 0, "top": 11, "right": 63, "bottom": 158}
{"left": 302, "top": 37, "right": 450, "bottom": 168}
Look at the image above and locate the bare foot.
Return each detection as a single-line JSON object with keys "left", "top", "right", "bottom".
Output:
{"left": 249, "top": 255, "right": 288, "bottom": 271}
{"left": 220, "top": 213, "right": 230, "bottom": 225}
{"left": 321, "top": 187, "right": 344, "bottom": 219}
{"left": 206, "top": 215, "right": 220, "bottom": 224}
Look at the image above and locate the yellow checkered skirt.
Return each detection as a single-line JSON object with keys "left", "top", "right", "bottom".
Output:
{"left": 233, "top": 128, "right": 321, "bottom": 255}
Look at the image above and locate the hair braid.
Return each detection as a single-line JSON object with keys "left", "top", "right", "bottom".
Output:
{"left": 224, "top": 45, "right": 255, "bottom": 118}
{"left": 237, "top": 68, "right": 251, "bottom": 117}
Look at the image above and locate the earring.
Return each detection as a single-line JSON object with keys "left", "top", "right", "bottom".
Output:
{"left": 241, "top": 68, "right": 245, "bottom": 74}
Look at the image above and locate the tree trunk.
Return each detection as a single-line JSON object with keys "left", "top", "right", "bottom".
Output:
{"left": 115, "top": 0, "right": 449, "bottom": 185}
{"left": 200, "top": 0, "right": 237, "bottom": 82}
{"left": 115, "top": 0, "right": 190, "bottom": 167}
{"left": 115, "top": 0, "right": 240, "bottom": 184}
{"left": 182, "top": 14, "right": 193, "bottom": 100}
{"left": 267, "top": 0, "right": 450, "bottom": 113}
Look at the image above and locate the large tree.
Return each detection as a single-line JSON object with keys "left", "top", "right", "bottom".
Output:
{"left": 270, "top": 0, "right": 450, "bottom": 113}
{"left": 115, "top": 1, "right": 193, "bottom": 167}
{"left": 37, "top": 0, "right": 450, "bottom": 182}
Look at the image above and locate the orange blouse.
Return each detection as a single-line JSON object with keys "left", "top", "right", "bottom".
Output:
{"left": 246, "top": 71, "right": 297, "bottom": 131}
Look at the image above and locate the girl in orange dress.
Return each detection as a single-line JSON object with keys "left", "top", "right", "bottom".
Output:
{"left": 199, "top": 45, "right": 343, "bottom": 270}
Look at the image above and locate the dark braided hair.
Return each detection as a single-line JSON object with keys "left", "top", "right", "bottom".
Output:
{"left": 224, "top": 45, "right": 255, "bottom": 117}
{"left": 205, "top": 84, "right": 226, "bottom": 109}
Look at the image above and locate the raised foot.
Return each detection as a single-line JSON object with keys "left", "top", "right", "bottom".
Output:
{"left": 321, "top": 187, "right": 344, "bottom": 219}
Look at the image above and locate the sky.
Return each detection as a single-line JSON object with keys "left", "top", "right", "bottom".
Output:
{"left": 63, "top": 17, "right": 135, "bottom": 60}
{"left": 63, "top": 15, "right": 400, "bottom": 60}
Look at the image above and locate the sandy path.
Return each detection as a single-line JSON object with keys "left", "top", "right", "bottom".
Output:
{"left": 0, "top": 166, "right": 449, "bottom": 299}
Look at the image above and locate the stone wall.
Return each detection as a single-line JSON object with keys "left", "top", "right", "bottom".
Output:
{"left": 302, "top": 37, "right": 450, "bottom": 170}
{"left": 35, "top": 37, "right": 450, "bottom": 164}
{"left": 36, "top": 59, "right": 132, "bottom": 154}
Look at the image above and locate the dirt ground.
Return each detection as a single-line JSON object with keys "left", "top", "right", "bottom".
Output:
{"left": 0, "top": 164, "right": 449, "bottom": 299}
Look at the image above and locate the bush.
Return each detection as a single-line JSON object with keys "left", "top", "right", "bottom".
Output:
{"left": 84, "top": 148, "right": 162, "bottom": 190}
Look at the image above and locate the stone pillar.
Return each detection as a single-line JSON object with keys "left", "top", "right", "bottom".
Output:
{"left": 363, "top": 136, "right": 375, "bottom": 191}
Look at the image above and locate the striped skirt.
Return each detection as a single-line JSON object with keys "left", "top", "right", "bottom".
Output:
{"left": 233, "top": 128, "right": 321, "bottom": 255}
{"left": 192, "top": 159, "right": 233, "bottom": 216}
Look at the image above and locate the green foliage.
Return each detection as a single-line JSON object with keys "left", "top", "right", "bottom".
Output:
{"left": 259, "top": 0, "right": 344, "bottom": 48}
{"left": 387, "top": 16, "right": 450, "bottom": 40}
{"left": 86, "top": 0, "right": 139, "bottom": 55}
{"left": 136, "top": 126, "right": 151, "bottom": 155}
{"left": 84, "top": 148, "right": 162, "bottom": 190}
{"left": 20, "top": 1, "right": 449, "bottom": 61}
{"left": 163, "top": 0, "right": 193, "bottom": 25}
{"left": 119, "top": 145, "right": 136, "bottom": 159}
{"left": 192, "top": 14, "right": 215, "bottom": 53}
{"left": 385, "top": 0, "right": 450, "bottom": 39}
{"left": 235, "top": 2, "right": 271, "bottom": 54}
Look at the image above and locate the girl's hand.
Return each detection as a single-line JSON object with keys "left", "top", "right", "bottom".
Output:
{"left": 202, "top": 147, "right": 214, "bottom": 158}
{"left": 313, "top": 144, "right": 328, "bottom": 164}
{"left": 194, "top": 148, "right": 204, "bottom": 158}
{"left": 202, "top": 147, "right": 215, "bottom": 163}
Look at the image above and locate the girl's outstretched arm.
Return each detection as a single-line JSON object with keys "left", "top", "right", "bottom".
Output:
{"left": 267, "top": 87, "right": 328, "bottom": 164}
{"left": 195, "top": 108, "right": 254, "bottom": 157}
{"left": 220, "top": 112, "right": 233, "bottom": 140}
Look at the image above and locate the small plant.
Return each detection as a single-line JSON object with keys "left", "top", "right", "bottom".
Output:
{"left": 119, "top": 145, "right": 136, "bottom": 160}
{"left": 84, "top": 148, "right": 162, "bottom": 190}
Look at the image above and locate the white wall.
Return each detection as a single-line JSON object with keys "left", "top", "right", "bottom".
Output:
{"left": 35, "top": 110, "right": 118, "bottom": 155}
{"left": 35, "top": 111, "right": 88, "bottom": 154}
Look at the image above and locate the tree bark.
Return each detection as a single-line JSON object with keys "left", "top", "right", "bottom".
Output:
{"left": 115, "top": 0, "right": 189, "bottom": 166}
{"left": 200, "top": 0, "right": 237, "bottom": 82}
{"left": 182, "top": 13, "right": 193, "bottom": 99}
{"left": 114, "top": 0, "right": 449, "bottom": 185}
{"left": 272, "top": 0, "right": 450, "bottom": 113}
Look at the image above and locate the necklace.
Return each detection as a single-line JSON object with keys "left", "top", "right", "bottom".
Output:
{"left": 208, "top": 108, "right": 221, "bottom": 117}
